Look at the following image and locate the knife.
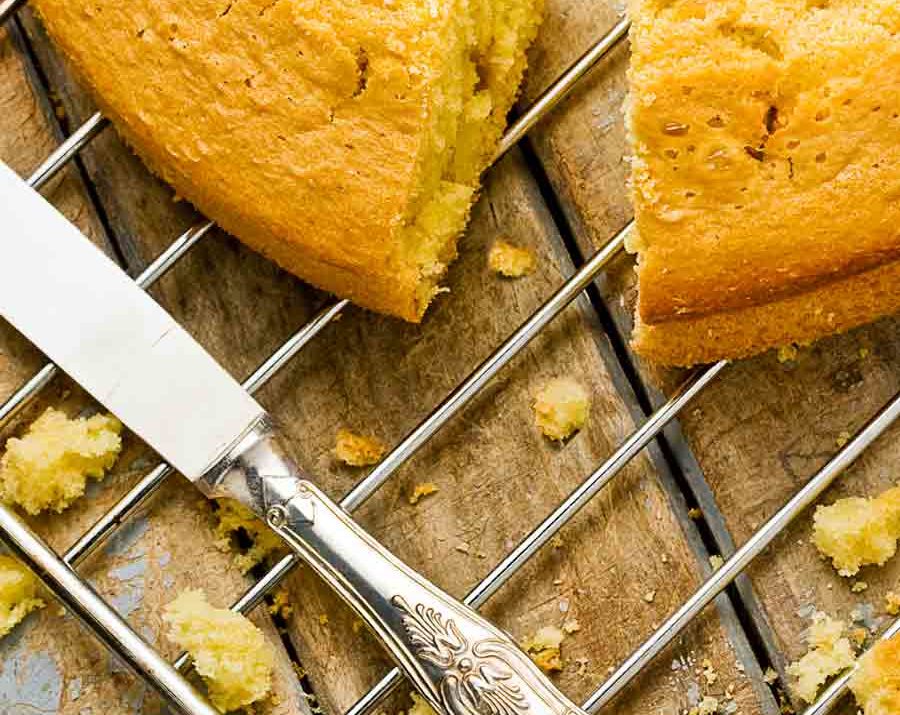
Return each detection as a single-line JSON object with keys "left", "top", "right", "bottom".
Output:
{"left": 0, "top": 162, "right": 586, "bottom": 715}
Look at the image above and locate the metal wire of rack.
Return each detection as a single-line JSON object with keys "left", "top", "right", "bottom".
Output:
{"left": 0, "top": 7, "right": 897, "bottom": 715}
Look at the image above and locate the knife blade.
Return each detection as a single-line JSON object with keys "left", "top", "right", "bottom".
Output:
{"left": 0, "top": 161, "right": 588, "bottom": 715}
{"left": 0, "top": 161, "right": 262, "bottom": 479}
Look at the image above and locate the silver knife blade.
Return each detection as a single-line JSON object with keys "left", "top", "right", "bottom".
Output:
{"left": 0, "top": 161, "right": 264, "bottom": 480}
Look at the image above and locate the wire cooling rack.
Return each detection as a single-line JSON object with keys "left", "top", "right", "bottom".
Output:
{"left": 0, "top": 6, "right": 897, "bottom": 715}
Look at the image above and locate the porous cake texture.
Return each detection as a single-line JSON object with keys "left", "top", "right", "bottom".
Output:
{"left": 849, "top": 636, "right": 900, "bottom": 715}
{"left": 164, "top": 589, "right": 274, "bottom": 712}
{"left": 626, "top": 0, "right": 900, "bottom": 365}
{"left": 0, "top": 408, "right": 122, "bottom": 515}
{"left": 32, "top": 0, "right": 543, "bottom": 320}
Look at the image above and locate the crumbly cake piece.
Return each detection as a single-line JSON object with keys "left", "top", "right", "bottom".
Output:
{"left": 488, "top": 239, "right": 537, "bottom": 277}
{"left": 0, "top": 408, "right": 122, "bottom": 515}
{"left": 533, "top": 377, "right": 590, "bottom": 441}
{"left": 32, "top": 0, "right": 543, "bottom": 321}
{"left": 0, "top": 556, "right": 45, "bottom": 638}
{"left": 813, "top": 486, "right": 900, "bottom": 576}
{"left": 626, "top": 0, "right": 900, "bottom": 366}
{"left": 521, "top": 625, "right": 566, "bottom": 673}
{"left": 163, "top": 589, "right": 274, "bottom": 712}
{"left": 787, "top": 611, "right": 856, "bottom": 703}
{"left": 849, "top": 636, "right": 900, "bottom": 715}
{"left": 334, "top": 428, "right": 386, "bottom": 467}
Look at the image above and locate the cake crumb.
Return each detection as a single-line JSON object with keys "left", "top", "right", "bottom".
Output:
{"left": 521, "top": 625, "right": 565, "bottom": 673}
{"left": 688, "top": 507, "right": 702, "bottom": 520}
{"left": 763, "top": 667, "right": 778, "bottom": 684}
{"left": 551, "top": 535, "right": 564, "bottom": 550}
{"left": 777, "top": 345, "right": 799, "bottom": 363}
{"left": 562, "top": 618, "right": 581, "bottom": 634}
{"left": 533, "top": 378, "right": 590, "bottom": 441}
{"left": 488, "top": 239, "right": 537, "bottom": 278}
{"left": 643, "top": 590, "right": 656, "bottom": 604}
{"left": 334, "top": 429, "right": 386, "bottom": 467}
{"left": 852, "top": 581, "right": 869, "bottom": 594}
{"left": 849, "top": 635, "right": 900, "bottom": 715}
{"left": 163, "top": 590, "right": 274, "bottom": 712}
{"left": 407, "top": 692, "right": 438, "bottom": 715}
{"left": 214, "top": 498, "right": 284, "bottom": 573}
{"left": 0, "top": 408, "right": 122, "bottom": 515}
{"left": 0, "top": 556, "right": 44, "bottom": 638}
{"left": 700, "top": 659, "right": 718, "bottom": 686}
{"left": 884, "top": 592, "right": 900, "bottom": 616}
{"left": 318, "top": 614, "right": 329, "bottom": 626}
{"left": 267, "top": 588, "right": 293, "bottom": 620}
{"left": 689, "top": 696, "right": 720, "bottom": 715}
{"left": 849, "top": 627, "right": 868, "bottom": 647}
{"left": 787, "top": 611, "right": 856, "bottom": 703}
{"left": 813, "top": 486, "right": 900, "bottom": 576}
{"left": 709, "top": 555, "right": 725, "bottom": 571}
{"left": 836, "top": 431, "right": 852, "bottom": 448}
{"left": 408, "top": 482, "right": 439, "bottom": 505}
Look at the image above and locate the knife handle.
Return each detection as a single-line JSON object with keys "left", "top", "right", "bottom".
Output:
{"left": 200, "top": 419, "right": 585, "bottom": 715}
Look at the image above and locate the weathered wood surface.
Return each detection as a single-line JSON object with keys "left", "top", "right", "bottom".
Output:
{"left": 0, "top": 1, "right": 856, "bottom": 714}
{"left": 524, "top": 1, "right": 900, "bottom": 713}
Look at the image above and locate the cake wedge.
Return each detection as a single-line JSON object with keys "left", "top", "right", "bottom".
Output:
{"left": 31, "top": 0, "right": 543, "bottom": 321}
{"left": 626, "top": 0, "right": 900, "bottom": 366}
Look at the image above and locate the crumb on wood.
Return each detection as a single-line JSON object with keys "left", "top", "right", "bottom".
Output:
{"left": 562, "top": 618, "right": 580, "bottom": 634}
{"left": 787, "top": 611, "right": 856, "bottom": 703}
{"left": 533, "top": 378, "right": 590, "bottom": 442}
{"left": 852, "top": 581, "right": 869, "bottom": 593}
{"left": 268, "top": 588, "right": 293, "bottom": 620}
{"left": 163, "top": 589, "right": 274, "bottom": 712}
{"left": 709, "top": 555, "right": 724, "bottom": 571}
{"left": 812, "top": 485, "right": 900, "bottom": 576}
{"left": 0, "top": 407, "right": 122, "bottom": 515}
{"left": 688, "top": 695, "right": 720, "bottom": 715}
{"left": 777, "top": 344, "right": 799, "bottom": 363}
{"left": 488, "top": 239, "right": 537, "bottom": 278}
{"left": 521, "top": 625, "right": 565, "bottom": 673}
{"left": 885, "top": 591, "right": 900, "bottom": 616}
{"left": 408, "top": 482, "right": 439, "bottom": 505}
{"left": 0, "top": 555, "right": 45, "bottom": 638}
{"left": 334, "top": 428, "right": 386, "bottom": 467}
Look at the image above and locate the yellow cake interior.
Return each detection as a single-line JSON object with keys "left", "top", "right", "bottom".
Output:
{"left": 397, "top": 0, "right": 543, "bottom": 314}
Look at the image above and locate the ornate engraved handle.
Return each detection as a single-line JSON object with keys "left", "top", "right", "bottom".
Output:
{"left": 198, "top": 419, "right": 585, "bottom": 715}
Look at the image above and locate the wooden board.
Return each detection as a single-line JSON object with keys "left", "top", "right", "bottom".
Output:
{"left": 5, "top": 0, "right": 890, "bottom": 714}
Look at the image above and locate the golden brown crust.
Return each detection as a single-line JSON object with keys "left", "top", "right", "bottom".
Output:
{"left": 633, "top": 258, "right": 900, "bottom": 367}
{"left": 627, "top": 0, "right": 900, "bottom": 363}
{"left": 32, "top": 0, "right": 541, "bottom": 321}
